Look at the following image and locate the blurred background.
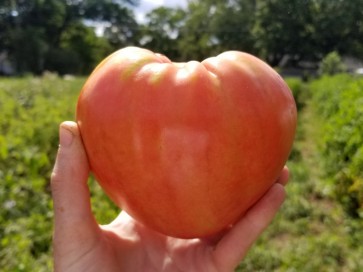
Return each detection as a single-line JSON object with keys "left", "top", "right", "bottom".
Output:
{"left": 0, "top": 0, "right": 363, "bottom": 271}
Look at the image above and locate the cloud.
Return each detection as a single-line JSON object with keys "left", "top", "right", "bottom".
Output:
{"left": 134, "top": 0, "right": 187, "bottom": 22}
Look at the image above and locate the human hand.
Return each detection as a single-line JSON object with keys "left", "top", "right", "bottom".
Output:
{"left": 51, "top": 121, "right": 289, "bottom": 272}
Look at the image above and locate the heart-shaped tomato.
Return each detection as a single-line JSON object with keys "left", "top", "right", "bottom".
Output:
{"left": 76, "top": 47, "right": 297, "bottom": 238}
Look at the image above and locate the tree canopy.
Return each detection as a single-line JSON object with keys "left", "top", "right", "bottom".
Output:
{"left": 0, "top": 0, "right": 138, "bottom": 74}
{"left": 0, "top": 0, "right": 362, "bottom": 75}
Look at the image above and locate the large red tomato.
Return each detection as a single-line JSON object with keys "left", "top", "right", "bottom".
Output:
{"left": 76, "top": 47, "right": 297, "bottom": 238}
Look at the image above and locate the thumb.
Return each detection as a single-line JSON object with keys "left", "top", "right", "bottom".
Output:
{"left": 51, "top": 121, "right": 97, "bottom": 229}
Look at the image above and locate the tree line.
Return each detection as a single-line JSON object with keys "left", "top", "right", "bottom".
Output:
{"left": 1, "top": 0, "right": 362, "bottom": 75}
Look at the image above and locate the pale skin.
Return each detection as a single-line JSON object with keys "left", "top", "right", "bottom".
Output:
{"left": 51, "top": 121, "right": 289, "bottom": 272}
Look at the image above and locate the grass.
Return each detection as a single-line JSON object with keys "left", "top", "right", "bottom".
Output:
{"left": 238, "top": 86, "right": 363, "bottom": 271}
{"left": 1, "top": 75, "right": 363, "bottom": 271}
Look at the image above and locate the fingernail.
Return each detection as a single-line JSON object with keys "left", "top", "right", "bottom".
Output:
{"left": 60, "top": 126, "right": 74, "bottom": 147}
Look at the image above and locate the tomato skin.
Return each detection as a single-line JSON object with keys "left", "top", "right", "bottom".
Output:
{"left": 76, "top": 47, "right": 297, "bottom": 238}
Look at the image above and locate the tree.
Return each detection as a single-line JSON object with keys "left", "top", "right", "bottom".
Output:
{"left": 140, "top": 7, "right": 186, "bottom": 60}
{"left": 0, "top": 0, "right": 139, "bottom": 75}
{"left": 1, "top": 0, "right": 68, "bottom": 74}
{"left": 6, "top": 27, "right": 49, "bottom": 74}
{"left": 311, "top": 0, "right": 363, "bottom": 58}
{"left": 81, "top": 0, "right": 140, "bottom": 49}
{"left": 254, "top": 0, "right": 363, "bottom": 66}
{"left": 46, "top": 22, "right": 112, "bottom": 74}
{"left": 177, "top": 0, "right": 220, "bottom": 61}
{"left": 253, "top": 0, "right": 315, "bottom": 66}
{"left": 318, "top": 51, "right": 347, "bottom": 76}
{"left": 208, "top": 0, "right": 257, "bottom": 54}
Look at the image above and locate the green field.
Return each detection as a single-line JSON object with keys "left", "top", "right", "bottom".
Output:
{"left": 1, "top": 74, "right": 363, "bottom": 271}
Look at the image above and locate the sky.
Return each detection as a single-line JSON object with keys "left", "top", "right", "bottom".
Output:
{"left": 133, "top": 0, "right": 188, "bottom": 22}
{"left": 92, "top": 0, "right": 188, "bottom": 36}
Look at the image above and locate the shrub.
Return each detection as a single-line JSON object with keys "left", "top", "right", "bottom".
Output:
{"left": 318, "top": 51, "right": 347, "bottom": 76}
{"left": 0, "top": 76, "right": 118, "bottom": 270}
{"left": 285, "top": 77, "right": 308, "bottom": 111}
{"left": 311, "top": 75, "right": 363, "bottom": 218}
